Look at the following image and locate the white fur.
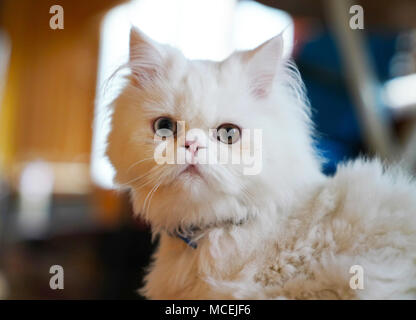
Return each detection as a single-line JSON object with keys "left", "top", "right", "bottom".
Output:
{"left": 106, "top": 28, "right": 416, "bottom": 299}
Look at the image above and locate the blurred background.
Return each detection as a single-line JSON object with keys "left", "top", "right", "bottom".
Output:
{"left": 0, "top": 0, "right": 416, "bottom": 299}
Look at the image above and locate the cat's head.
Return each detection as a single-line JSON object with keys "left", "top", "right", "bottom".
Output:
{"left": 106, "top": 28, "right": 322, "bottom": 232}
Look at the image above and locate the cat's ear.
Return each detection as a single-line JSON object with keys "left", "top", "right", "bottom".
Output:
{"left": 243, "top": 34, "right": 285, "bottom": 99}
{"left": 129, "top": 27, "right": 164, "bottom": 87}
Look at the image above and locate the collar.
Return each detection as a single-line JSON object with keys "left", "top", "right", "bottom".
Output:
{"left": 167, "top": 215, "right": 254, "bottom": 249}
{"left": 175, "top": 233, "right": 198, "bottom": 249}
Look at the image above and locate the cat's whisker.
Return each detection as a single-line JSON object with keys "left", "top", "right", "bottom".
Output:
{"left": 142, "top": 183, "right": 157, "bottom": 214}
{"left": 127, "top": 157, "right": 155, "bottom": 173}
{"left": 142, "top": 172, "right": 166, "bottom": 215}
{"left": 131, "top": 167, "right": 167, "bottom": 190}
{"left": 146, "top": 179, "right": 163, "bottom": 215}
{"left": 120, "top": 165, "right": 160, "bottom": 187}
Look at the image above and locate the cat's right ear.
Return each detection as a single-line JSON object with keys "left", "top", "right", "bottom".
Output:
{"left": 240, "top": 34, "right": 287, "bottom": 99}
{"left": 129, "top": 27, "right": 164, "bottom": 88}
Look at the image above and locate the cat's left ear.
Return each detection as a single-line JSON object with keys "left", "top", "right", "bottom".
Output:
{"left": 243, "top": 34, "right": 287, "bottom": 99}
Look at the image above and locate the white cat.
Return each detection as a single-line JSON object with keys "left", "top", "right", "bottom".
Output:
{"left": 106, "top": 27, "right": 416, "bottom": 299}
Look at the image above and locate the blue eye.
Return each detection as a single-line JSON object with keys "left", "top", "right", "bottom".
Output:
{"left": 153, "top": 117, "right": 177, "bottom": 137}
{"left": 217, "top": 123, "right": 241, "bottom": 144}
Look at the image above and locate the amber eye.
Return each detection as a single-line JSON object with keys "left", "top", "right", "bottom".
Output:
{"left": 216, "top": 123, "right": 241, "bottom": 144}
{"left": 153, "top": 117, "right": 177, "bottom": 137}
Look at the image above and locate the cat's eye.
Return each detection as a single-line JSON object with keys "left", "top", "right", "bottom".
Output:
{"left": 153, "top": 117, "right": 177, "bottom": 137}
{"left": 216, "top": 123, "right": 241, "bottom": 144}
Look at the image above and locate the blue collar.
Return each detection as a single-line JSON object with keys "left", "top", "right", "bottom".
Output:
{"left": 175, "top": 233, "right": 198, "bottom": 249}
{"left": 169, "top": 215, "right": 254, "bottom": 249}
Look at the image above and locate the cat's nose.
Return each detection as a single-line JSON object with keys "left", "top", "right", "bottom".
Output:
{"left": 185, "top": 140, "right": 200, "bottom": 155}
{"left": 184, "top": 128, "right": 207, "bottom": 158}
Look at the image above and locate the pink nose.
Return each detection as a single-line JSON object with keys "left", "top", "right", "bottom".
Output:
{"left": 185, "top": 140, "right": 200, "bottom": 155}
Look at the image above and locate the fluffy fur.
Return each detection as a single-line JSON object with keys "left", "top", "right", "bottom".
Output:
{"left": 106, "top": 28, "right": 416, "bottom": 299}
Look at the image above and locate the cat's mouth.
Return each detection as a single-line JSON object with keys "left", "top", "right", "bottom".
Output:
{"left": 180, "top": 164, "right": 204, "bottom": 178}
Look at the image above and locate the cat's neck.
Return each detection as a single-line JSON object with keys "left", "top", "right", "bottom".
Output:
{"left": 165, "top": 211, "right": 257, "bottom": 249}
{"left": 158, "top": 173, "right": 326, "bottom": 253}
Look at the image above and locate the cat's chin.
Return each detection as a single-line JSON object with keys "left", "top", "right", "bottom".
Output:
{"left": 177, "top": 166, "right": 209, "bottom": 199}
{"left": 178, "top": 164, "right": 205, "bottom": 180}
{"left": 160, "top": 164, "right": 224, "bottom": 205}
